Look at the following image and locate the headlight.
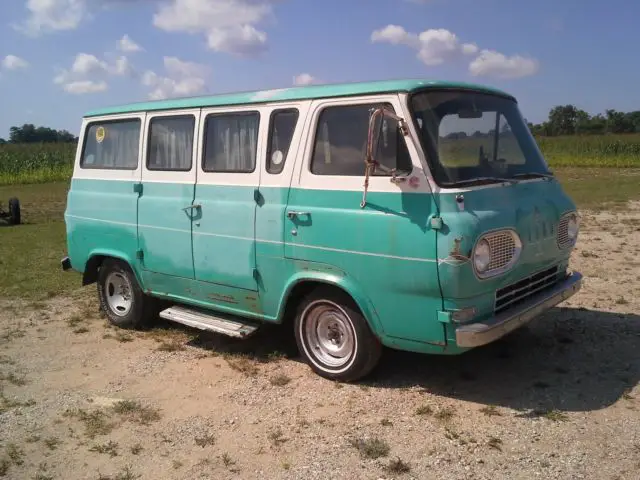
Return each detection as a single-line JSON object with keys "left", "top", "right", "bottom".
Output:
{"left": 566, "top": 214, "right": 579, "bottom": 240}
{"left": 473, "top": 238, "right": 491, "bottom": 273}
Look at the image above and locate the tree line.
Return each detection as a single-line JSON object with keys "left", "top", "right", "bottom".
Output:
{"left": 0, "top": 124, "right": 78, "bottom": 145}
{"left": 527, "top": 106, "right": 640, "bottom": 136}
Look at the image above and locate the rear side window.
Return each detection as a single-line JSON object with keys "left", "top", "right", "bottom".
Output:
{"left": 147, "top": 115, "right": 195, "bottom": 171}
{"left": 266, "top": 109, "right": 299, "bottom": 174}
{"left": 310, "top": 103, "right": 412, "bottom": 176}
{"left": 203, "top": 112, "right": 260, "bottom": 173}
{"left": 81, "top": 119, "right": 141, "bottom": 170}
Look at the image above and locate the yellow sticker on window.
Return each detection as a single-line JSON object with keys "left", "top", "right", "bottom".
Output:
{"left": 95, "top": 126, "right": 106, "bottom": 143}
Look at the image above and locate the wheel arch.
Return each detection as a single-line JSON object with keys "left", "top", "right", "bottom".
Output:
{"left": 82, "top": 250, "right": 144, "bottom": 289}
{"left": 277, "top": 272, "right": 385, "bottom": 338}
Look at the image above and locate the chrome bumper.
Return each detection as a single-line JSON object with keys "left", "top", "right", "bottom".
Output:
{"left": 456, "top": 271, "right": 583, "bottom": 348}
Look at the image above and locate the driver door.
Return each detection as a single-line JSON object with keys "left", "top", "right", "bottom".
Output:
{"left": 283, "top": 95, "right": 444, "bottom": 344}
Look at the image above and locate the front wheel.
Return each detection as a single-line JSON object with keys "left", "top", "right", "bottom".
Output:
{"left": 294, "top": 287, "right": 382, "bottom": 382}
{"left": 97, "top": 259, "right": 156, "bottom": 329}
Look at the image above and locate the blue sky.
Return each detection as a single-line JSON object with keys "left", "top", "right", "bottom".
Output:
{"left": 1, "top": 0, "right": 638, "bottom": 138}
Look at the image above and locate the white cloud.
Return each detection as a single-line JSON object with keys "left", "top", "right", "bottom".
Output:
{"left": 16, "top": 0, "right": 88, "bottom": 35}
{"left": 292, "top": 73, "right": 318, "bottom": 86}
{"left": 142, "top": 56, "right": 210, "bottom": 100}
{"left": 118, "top": 34, "right": 143, "bottom": 53}
{"left": 54, "top": 51, "right": 135, "bottom": 94}
{"left": 371, "top": 25, "right": 419, "bottom": 48}
{"left": 371, "top": 24, "right": 540, "bottom": 79}
{"left": 2, "top": 55, "right": 30, "bottom": 70}
{"left": 153, "top": 0, "right": 276, "bottom": 56}
{"left": 111, "top": 56, "right": 134, "bottom": 76}
{"left": 206, "top": 25, "right": 267, "bottom": 56}
{"left": 371, "top": 25, "right": 477, "bottom": 66}
{"left": 63, "top": 80, "right": 108, "bottom": 94}
{"left": 469, "top": 50, "right": 540, "bottom": 79}
{"left": 71, "top": 53, "right": 108, "bottom": 75}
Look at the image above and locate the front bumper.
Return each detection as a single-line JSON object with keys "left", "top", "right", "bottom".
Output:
{"left": 455, "top": 271, "right": 583, "bottom": 348}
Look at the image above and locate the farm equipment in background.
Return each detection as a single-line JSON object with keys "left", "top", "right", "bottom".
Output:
{"left": 0, "top": 197, "right": 21, "bottom": 225}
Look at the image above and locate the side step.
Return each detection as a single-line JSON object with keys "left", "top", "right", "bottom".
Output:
{"left": 159, "top": 305, "right": 260, "bottom": 338}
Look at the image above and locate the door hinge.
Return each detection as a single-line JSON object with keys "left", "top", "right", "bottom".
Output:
{"left": 136, "top": 249, "right": 144, "bottom": 260}
{"left": 133, "top": 182, "right": 143, "bottom": 195}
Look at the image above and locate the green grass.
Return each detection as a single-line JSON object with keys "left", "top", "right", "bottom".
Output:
{"left": 0, "top": 182, "right": 80, "bottom": 300}
{"left": 0, "top": 166, "right": 639, "bottom": 301}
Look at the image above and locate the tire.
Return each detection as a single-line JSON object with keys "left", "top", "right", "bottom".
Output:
{"left": 8, "top": 197, "right": 20, "bottom": 225}
{"left": 294, "top": 286, "right": 382, "bottom": 382}
{"left": 97, "top": 258, "right": 156, "bottom": 329}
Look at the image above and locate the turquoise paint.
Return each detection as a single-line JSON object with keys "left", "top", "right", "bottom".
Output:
{"left": 192, "top": 183, "right": 258, "bottom": 291}
{"left": 65, "top": 178, "right": 142, "bottom": 279}
{"left": 65, "top": 174, "right": 578, "bottom": 356}
{"left": 84, "top": 79, "right": 514, "bottom": 117}
{"left": 138, "top": 181, "right": 195, "bottom": 284}
{"left": 283, "top": 187, "right": 446, "bottom": 345}
{"left": 435, "top": 179, "right": 575, "bottom": 305}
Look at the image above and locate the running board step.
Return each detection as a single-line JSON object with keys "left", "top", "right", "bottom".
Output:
{"left": 159, "top": 306, "right": 259, "bottom": 338}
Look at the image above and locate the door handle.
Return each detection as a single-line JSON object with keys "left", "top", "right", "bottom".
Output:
{"left": 287, "top": 211, "right": 309, "bottom": 219}
{"left": 182, "top": 203, "right": 202, "bottom": 211}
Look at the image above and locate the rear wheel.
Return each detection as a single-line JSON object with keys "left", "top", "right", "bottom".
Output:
{"left": 97, "top": 258, "right": 156, "bottom": 329}
{"left": 8, "top": 197, "right": 20, "bottom": 225}
{"left": 294, "top": 287, "right": 382, "bottom": 382}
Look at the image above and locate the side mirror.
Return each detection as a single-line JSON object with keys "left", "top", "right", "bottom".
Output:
{"left": 361, "top": 107, "right": 410, "bottom": 208}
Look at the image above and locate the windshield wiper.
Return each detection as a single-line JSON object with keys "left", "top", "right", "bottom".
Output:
{"left": 512, "top": 172, "right": 554, "bottom": 180}
{"left": 441, "top": 176, "right": 519, "bottom": 187}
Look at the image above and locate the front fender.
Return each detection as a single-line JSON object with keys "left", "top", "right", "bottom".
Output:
{"left": 278, "top": 269, "right": 385, "bottom": 337}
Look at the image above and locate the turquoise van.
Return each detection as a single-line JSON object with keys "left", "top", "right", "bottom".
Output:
{"left": 62, "top": 79, "right": 582, "bottom": 381}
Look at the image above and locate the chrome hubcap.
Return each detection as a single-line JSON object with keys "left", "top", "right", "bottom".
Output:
{"left": 105, "top": 271, "right": 133, "bottom": 317}
{"left": 304, "top": 301, "right": 355, "bottom": 368}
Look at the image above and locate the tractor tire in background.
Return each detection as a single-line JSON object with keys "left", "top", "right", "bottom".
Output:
{"left": 8, "top": 197, "right": 21, "bottom": 225}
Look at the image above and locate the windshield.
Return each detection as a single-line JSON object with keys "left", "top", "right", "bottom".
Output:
{"left": 409, "top": 90, "right": 552, "bottom": 186}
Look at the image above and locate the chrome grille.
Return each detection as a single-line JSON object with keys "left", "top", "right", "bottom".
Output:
{"left": 486, "top": 232, "right": 518, "bottom": 271}
{"left": 495, "top": 265, "right": 560, "bottom": 314}
{"left": 557, "top": 214, "right": 574, "bottom": 249}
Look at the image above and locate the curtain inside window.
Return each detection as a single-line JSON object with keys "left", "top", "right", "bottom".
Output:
{"left": 85, "top": 121, "right": 140, "bottom": 169}
{"left": 205, "top": 113, "right": 259, "bottom": 172}
{"left": 149, "top": 117, "right": 194, "bottom": 170}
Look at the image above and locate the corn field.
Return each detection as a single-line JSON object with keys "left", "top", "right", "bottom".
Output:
{"left": 0, "top": 143, "right": 75, "bottom": 185}
{"left": 536, "top": 134, "right": 640, "bottom": 168}
{"left": 1, "top": 134, "right": 639, "bottom": 185}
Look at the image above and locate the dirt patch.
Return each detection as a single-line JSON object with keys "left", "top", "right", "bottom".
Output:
{"left": 1, "top": 205, "right": 639, "bottom": 480}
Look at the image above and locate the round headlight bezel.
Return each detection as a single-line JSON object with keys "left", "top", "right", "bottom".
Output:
{"left": 472, "top": 230, "right": 523, "bottom": 279}
{"left": 566, "top": 213, "right": 579, "bottom": 240}
{"left": 473, "top": 238, "right": 492, "bottom": 273}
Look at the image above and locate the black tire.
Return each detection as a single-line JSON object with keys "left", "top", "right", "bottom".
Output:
{"left": 97, "top": 258, "right": 157, "bottom": 329}
{"left": 294, "top": 286, "right": 382, "bottom": 382}
{"left": 8, "top": 197, "right": 20, "bottom": 225}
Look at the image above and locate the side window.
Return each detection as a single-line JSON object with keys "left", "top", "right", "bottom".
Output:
{"left": 310, "top": 103, "right": 412, "bottom": 176}
{"left": 80, "top": 119, "right": 141, "bottom": 169}
{"left": 266, "top": 109, "right": 299, "bottom": 174}
{"left": 203, "top": 112, "right": 260, "bottom": 173}
{"left": 147, "top": 115, "right": 195, "bottom": 171}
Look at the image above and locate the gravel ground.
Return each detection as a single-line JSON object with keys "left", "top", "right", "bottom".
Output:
{"left": 1, "top": 204, "right": 639, "bottom": 480}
